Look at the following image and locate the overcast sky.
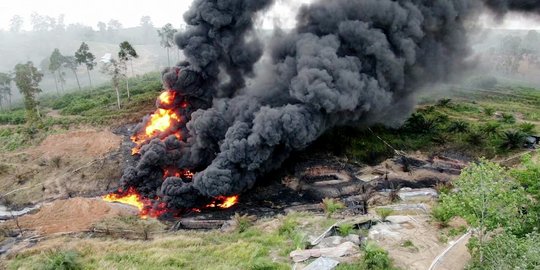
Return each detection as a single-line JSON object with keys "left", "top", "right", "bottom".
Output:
{"left": 0, "top": 0, "right": 312, "bottom": 31}
{"left": 0, "top": 0, "right": 539, "bottom": 31}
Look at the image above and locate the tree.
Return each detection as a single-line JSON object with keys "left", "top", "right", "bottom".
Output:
{"left": 14, "top": 62, "right": 43, "bottom": 123}
{"left": 97, "top": 21, "right": 106, "bottom": 33}
{"left": 140, "top": 16, "right": 153, "bottom": 28}
{"left": 75, "top": 42, "right": 97, "bottom": 90}
{"left": 49, "top": 48, "right": 66, "bottom": 94}
{"left": 9, "top": 15, "right": 24, "bottom": 33}
{"left": 63, "top": 56, "right": 82, "bottom": 91}
{"left": 107, "top": 19, "right": 123, "bottom": 31}
{"left": 0, "top": 73, "right": 13, "bottom": 110}
{"left": 497, "top": 35, "right": 523, "bottom": 74}
{"left": 157, "top": 23, "right": 177, "bottom": 67}
{"left": 118, "top": 41, "right": 138, "bottom": 100}
{"left": 438, "top": 160, "right": 529, "bottom": 263}
{"left": 100, "top": 59, "right": 125, "bottom": 109}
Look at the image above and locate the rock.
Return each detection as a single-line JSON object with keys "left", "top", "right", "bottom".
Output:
{"left": 344, "top": 234, "right": 361, "bottom": 245}
{"left": 220, "top": 220, "right": 237, "bottom": 233}
{"left": 303, "top": 257, "right": 340, "bottom": 270}
{"left": 290, "top": 241, "right": 360, "bottom": 262}
{"left": 0, "top": 237, "right": 17, "bottom": 255}
{"left": 386, "top": 215, "right": 414, "bottom": 224}
{"left": 316, "top": 236, "right": 346, "bottom": 248}
{"left": 398, "top": 188, "right": 438, "bottom": 201}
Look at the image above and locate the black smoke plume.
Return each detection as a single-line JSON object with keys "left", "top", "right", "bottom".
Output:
{"left": 121, "top": 0, "right": 540, "bottom": 210}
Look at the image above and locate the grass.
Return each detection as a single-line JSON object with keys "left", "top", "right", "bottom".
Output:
{"left": 321, "top": 198, "right": 345, "bottom": 218}
{"left": 0, "top": 73, "right": 161, "bottom": 152}
{"left": 375, "top": 208, "right": 394, "bottom": 222}
{"left": 6, "top": 212, "right": 340, "bottom": 270}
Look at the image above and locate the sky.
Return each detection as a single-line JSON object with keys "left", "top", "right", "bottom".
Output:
{"left": 0, "top": 0, "right": 539, "bottom": 31}
{"left": 0, "top": 0, "right": 312, "bottom": 31}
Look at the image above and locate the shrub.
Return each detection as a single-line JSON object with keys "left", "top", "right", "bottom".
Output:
{"left": 431, "top": 204, "right": 455, "bottom": 227}
{"left": 483, "top": 107, "right": 495, "bottom": 117}
{"left": 519, "top": 122, "right": 536, "bottom": 134}
{"left": 321, "top": 198, "right": 345, "bottom": 218}
{"left": 500, "top": 113, "right": 516, "bottom": 124}
{"left": 481, "top": 121, "right": 501, "bottom": 136}
{"left": 278, "top": 216, "right": 299, "bottom": 238}
{"left": 363, "top": 243, "right": 395, "bottom": 270}
{"left": 233, "top": 213, "right": 255, "bottom": 233}
{"left": 500, "top": 130, "right": 525, "bottom": 150}
{"left": 405, "top": 113, "right": 437, "bottom": 134}
{"left": 50, "top": 156, "right": 62, "bottom": 168}
{"left": 375, "top": 208, "right": 394, "bottom": 222}
{"left": 465, "top": 130, "right": 485, "bottom": 146}
{"left": 447, "top": 121, "right": 470, "bottom": 133}
{"left": 40, "top": 250, "right": 82, "bottom": 270}
{"left": 338, "top": 223, "right": 355, "bottom": 237}
{"left": 436, "top": 98, "right": 452, "bottom": 107}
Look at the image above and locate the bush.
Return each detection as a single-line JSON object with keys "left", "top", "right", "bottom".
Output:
{"left": 483, "top": 107, "right": 495, "bottom": 117}
{"left": 431, "top": 204, "right": 455, "bottom": 227}
{"left": 363, "top": 243, "right": 396, "bottom": 270}
{"left": 500, "top": 113, "right": 516, "bottom": 124}
{"left": 39, "top": 250, "right": 82, "bottom": 270}
{"left": 480, "top": 121, "right": 501, "bottom": 136}
{"left": 405, "top": 113, "right": 437, "bottom": 134}
{"left": 519, "top": 122, "right": 536, "bottom": 134}
{"left": 338, "top": 223, "right": 355, "bottom": 237}
{"left": 321, "top": 198, "right": 345, "bottom": 218}
{"left": 465, "top": 130, "right": 485, "bottom": 146}
{"left": 233, "top": 213, "right": 255, "bottom": 233}
{"left": 375, "top": 208, "right": 394, "bottom": 222}
{"left": 500, "top": 130, "right": 525, "bottom": 150}
{"left": 278, "top": 216, "right": 299, "bottom": 238}
{"left": 436, "top": 98, "right": 452, "bottom": 107}
{"left": 447, "top": 121, "right": 470, "bottom": 133}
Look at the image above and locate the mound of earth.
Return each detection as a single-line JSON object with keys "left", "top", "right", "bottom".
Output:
{"left": 31, "top": 129, "right": 122, "bottom": 160}
{"left": 6, "top": 198, "right": 138, "bottom": 235}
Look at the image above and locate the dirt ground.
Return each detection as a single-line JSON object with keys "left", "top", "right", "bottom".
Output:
{"left": 4, "top": 198, "right": 138, "bottom": 235}
{"left": 369, "top": 215, "right": 470, "bottom": 270}
{"left": 0, "top": 128, "right": 125, "bottom": 208}
{"left": 30, "top": 129, "right": 122, "bottom": 160}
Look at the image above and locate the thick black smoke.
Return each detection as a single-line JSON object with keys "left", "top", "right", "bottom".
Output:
{"left": 483, "top": 0, "right": 540, "bottom": 16}
{"left": 121, "top": 0, "right": 540, "bottom": 210}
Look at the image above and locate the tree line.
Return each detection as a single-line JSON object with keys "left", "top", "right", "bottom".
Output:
{"left": 1, "top": 20, "right": 184, "bottom": 124}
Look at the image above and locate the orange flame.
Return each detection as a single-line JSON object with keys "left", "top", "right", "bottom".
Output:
{"left": 103, "top": 187, "right": 167, "bottom": 219}
{"left": 159, "top": 91, "right": 175, "bottom": 105}
{"left": 206, "top": 195, "right": 239, "bottom": 209}
{"left": 103, "top": 187, "right": 145, "bottom": 212}
{"left": 131, "top": 108, "right": 181, "bottom": 155}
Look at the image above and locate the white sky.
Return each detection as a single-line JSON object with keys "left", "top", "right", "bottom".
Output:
{"left": 0, "top": 0, "right": 312, "bottom": 31}
{"left": 0, "top": 0, "right": 539, "bottom": 31}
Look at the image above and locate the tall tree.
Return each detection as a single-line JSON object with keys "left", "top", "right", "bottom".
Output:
{"left": 107, "top": 19, "right": 123, "bottom": 31}
{"left": 9, "top": 15, "right": 24, "bottom": 33}
{"left": 63, "top": 56, "right": 82, "bottom": 91}
{"left": 97, "top": 21, "right": 106, "bottom": 33}
{"left": 157, "top": 23, "right": 177, "bottom": 67}
{"left": 49, "top": 48, "right": 65, "bottom": 93}
{"left": 118, "top": 41, "right": 138, "bottom": 100}
{"left": 140, "top": 16, "right": 153, "bottom": 28}
{"left": 100, "top": 59, "right": 125, "bottom": 109}
{"left": 0, "top": 73, "right": 13, "bottom": 110}
{"left": 14, "top": 62, "right": 43, "bottom": 123}
{"left": 75, "top": 42, "right": 96, "bottom": 90}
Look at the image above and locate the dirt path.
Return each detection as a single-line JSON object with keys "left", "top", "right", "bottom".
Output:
{"left": 430, "top": 232, "right": 472, "bottom": 270}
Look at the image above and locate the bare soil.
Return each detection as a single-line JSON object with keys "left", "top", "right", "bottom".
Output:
{"left": 4, "top": 197, "right": 137, "bottom": 235}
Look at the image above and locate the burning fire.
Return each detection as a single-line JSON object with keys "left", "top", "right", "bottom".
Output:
{"left": 131, "top": 108, "right": 181, "bottom": 155}
{"left": 103, "top": 187, "right": 167, "bottom": 219}
{"left": 107, "top": 86, "right": 240, "bottom": 219}
{"left": 206, "top": 195, "right": 239, "bottom": 209}
{"left": 159, "top": 91, "right": 175, "bottom": 105}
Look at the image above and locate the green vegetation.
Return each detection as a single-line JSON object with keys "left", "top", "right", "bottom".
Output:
{"left": 311, "top": 85, "right": 540, "bottom": 164}
{"left": 337, "top": 223, "right": 355, "bottom": 236}
{"left": 321, "top": 198, "right": 345, "bottom": 218}
{"left": 6, "top": 212, "right": 342, "bottom": 270}
{"left": 40, "top": 250, "right": 82, "bottom": 270}
{"left": 337, "top": 243, "right": 399, "bottom": 270}
{"left": 375, "top": 208, "right": 394, "bottom": 222}
{"left": 434, "top": 157, "right": 540, "bottom": 268}
{"left": 0, "top": 73, "right": 160, "bottom": 152}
